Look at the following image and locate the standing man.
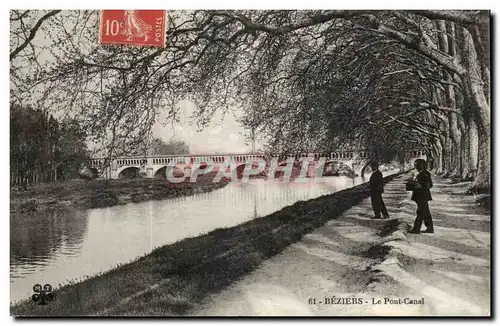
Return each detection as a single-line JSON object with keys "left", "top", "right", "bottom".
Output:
{"left": 409, "top": 159, "right": 434, "bottom": 234}
{"left": 370, "top": 161, "right": 389, "bottom": 219}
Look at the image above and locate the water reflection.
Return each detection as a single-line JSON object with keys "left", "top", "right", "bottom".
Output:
{"left": 10, "top": 208, "right": 89, "bottom": 303}
{"left": 10, "top": 208, "right": 88, "bottom": 270}
{"left": 10, "top": 173, "right": 381, "bottom": 303}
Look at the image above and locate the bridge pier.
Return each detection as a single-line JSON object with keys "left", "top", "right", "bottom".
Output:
{"left": 110, "top": 168, "right": 118, "bottom": 180}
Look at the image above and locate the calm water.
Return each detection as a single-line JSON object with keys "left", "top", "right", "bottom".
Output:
{"left": 10, "top": 172, "right": 394, "bottom": 303}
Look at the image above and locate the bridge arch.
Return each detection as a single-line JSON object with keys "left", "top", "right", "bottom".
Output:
{"left": 153, "top": 166, "right": 167, "bottom": 178}
{"left": 216, "top": 162, "right": 247, "bottom": 180}
{"left": 152, "top": 165, "right": 186, "bottom": 179}
{"left": 236, "top": 163, "right": 246, "bottom": 179}
{"left": 360, "top": 161, "right": 372, "bottom": 178}
{"left": 117, "top": 166, "right": 141, "bottom": 179}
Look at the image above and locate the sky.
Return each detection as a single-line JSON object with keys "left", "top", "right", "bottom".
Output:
{"left": 10, "top": 10, "right": 261, "bottom": 155}
{"left": 152, "top": 100, "right": 261, "bottom": 154}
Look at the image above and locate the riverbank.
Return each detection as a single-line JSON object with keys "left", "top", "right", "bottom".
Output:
{"left": 10, "top": 173, "right": 228, "bottom": 217}
{"left": 11, "top": 173, "right": 402, "bottom": 316}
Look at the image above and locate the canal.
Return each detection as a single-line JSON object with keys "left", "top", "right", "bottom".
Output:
{"left": 10, "top": 171, "right": 394, "bottom": 303}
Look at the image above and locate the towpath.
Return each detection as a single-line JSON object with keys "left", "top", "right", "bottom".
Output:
{"left": 193, "top": 172, "right": 491, "bottom": 316}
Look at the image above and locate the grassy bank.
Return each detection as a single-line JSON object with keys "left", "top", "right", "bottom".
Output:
{"left": 11, "top": 173, "right": 401, "bottom": 316}
{"left": 10, "top": 172, "right": 228, "bottom": 216}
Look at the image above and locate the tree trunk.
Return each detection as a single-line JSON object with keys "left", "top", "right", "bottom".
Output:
{"left": 473, "top": 115, "right": 490, "bottom": 192}
{"left": 456, "top": 26, "right": 490, "bottom": 191}
{"left": 460, "top": 130, "right": 468, "bottom": 179}
{"left": 462, "top": 119, "right": 478, "bottom": 180}
{"left": 439, "top": 128, "right": 450, "bottom": 176}
{"left": 448, "top": 113, "right": 461, "bottom": 178}
{"left": 433, "top": 139, "right": 444, "bottom": 173}
{"left": 464, "top": 65, "right": 490, "bottom": 191}
{"left": 446, "top": 81, "right": 461, "bottom": 178}
{"left": 436, "top": 20, "right": 463, "bottom": 179}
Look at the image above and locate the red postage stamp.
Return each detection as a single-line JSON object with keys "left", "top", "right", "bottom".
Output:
{"left": 99, "top": 10, "right": 167, "bottom": 47}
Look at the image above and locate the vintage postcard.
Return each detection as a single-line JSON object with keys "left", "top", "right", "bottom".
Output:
{"left": 9, "top": 9, "right": 491, "bottom": 317}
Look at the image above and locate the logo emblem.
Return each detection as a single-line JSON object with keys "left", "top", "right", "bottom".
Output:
{"left": 32, "top": 283, "right": 54, "bottom": 305}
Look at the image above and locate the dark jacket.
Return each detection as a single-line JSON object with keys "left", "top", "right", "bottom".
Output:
{"left": 411, "top": 170, "right": 433, "bottom": 202}
{"left": 370, "top": 170, "right": 384, "bottom": 193}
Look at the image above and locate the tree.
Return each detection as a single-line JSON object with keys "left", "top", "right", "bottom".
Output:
{"left": 150, "top": 138, "right": 190, "bottom": 155}
{"left": 10, "top": 104, "right": 90, "bottom": 187}
{"left": 10, "top": 10, "right": 490, "bottom": 191}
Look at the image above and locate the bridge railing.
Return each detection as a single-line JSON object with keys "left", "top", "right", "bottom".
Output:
{"left": 90, "top": 150, "right": 425, "bottom": 167}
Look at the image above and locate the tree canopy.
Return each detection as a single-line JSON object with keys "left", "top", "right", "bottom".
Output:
{"left": 10, "top": 10, "right": 490, "bottom": 190}
{"left": 149, "top": 138, "right": 190, "bottom": 155}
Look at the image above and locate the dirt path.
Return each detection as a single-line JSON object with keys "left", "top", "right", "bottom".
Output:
{"left": 191, "top": 173, "right": 490, "bottom": 316}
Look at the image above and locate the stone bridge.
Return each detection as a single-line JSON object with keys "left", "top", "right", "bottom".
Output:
{"left": 88, "top": 150, "right": 426, "bottom": 180}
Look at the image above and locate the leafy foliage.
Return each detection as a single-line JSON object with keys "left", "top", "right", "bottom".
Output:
{"left": 150, "top": 138, "right": 190, "bottom": 155}
{"left": 10, "top": 105, "right": 90, "bottom": 186}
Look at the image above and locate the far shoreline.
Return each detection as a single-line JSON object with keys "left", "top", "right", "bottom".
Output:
{"left": 10, "top": 173, "right": 230, "bottom": 218}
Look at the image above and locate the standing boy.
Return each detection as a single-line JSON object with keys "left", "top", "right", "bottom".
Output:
{"left": 369, "top": 161, "right": 389, "bottom": 219}
{"left": 409, "top": 159, "right": 434, "bottom": 234}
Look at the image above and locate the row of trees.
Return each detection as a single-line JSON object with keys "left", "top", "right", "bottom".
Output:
{"left": 10, "top": 10, "right": 490, "bottom": 191}
{"left": 10, "top": 105, "right": 89, "bottom": 187}
{"left": 148, "top": 138, "right": 189, "bottom": 155}
{"left": 126, "top": 137, "right": 190, "bottom": 158}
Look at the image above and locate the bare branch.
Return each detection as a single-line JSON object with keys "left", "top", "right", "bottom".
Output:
{"left": 10, "top": 10, "right": 61, "bottom": 61}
